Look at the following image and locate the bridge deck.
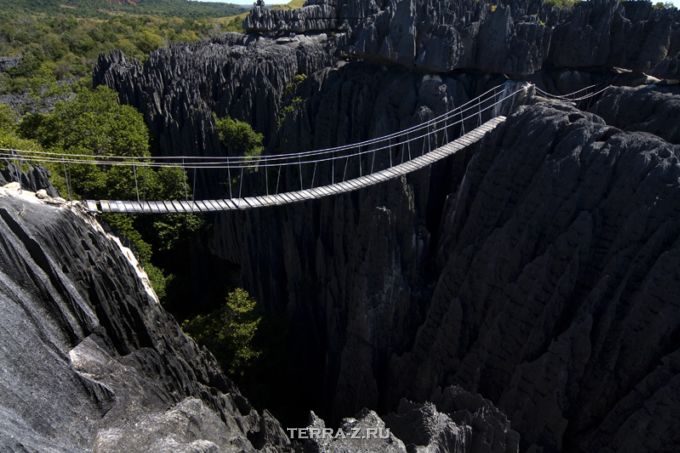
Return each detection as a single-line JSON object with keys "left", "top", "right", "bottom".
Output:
{"left": 85, "top": 116, "right": 506, "bottom": 214}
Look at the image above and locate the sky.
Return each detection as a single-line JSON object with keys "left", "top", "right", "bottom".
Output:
{"left": 194, "top": 0, "right": 680, "bottom": 7}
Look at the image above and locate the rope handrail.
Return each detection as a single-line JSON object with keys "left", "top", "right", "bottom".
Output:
{"left": 533, "top": 83, "right": 600, "bottom": 99}
{"left": 0, "top": 84, "right": 511, "bottom": 164}
{"left": 0, "top": 86, "right": 527, "bottom": 170}
{"left": 0, "top": 82, "right": 610, "bottom": 173}
{"left": 534, "top": 84, "right": 610, "bottom": 102}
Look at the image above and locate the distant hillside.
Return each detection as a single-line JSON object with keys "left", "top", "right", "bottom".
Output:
{"left": 0, "top": 0, "right": 246, "bottom": 18}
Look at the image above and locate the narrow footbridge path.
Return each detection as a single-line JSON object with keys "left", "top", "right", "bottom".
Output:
{"left": 0, "top": 82, "right": 609, "bottom": 214}
{"left": 90, "top": 117, "right": 505, "bottom": 214}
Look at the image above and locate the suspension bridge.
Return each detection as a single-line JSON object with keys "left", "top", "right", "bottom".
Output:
{"left": 0, "top": 82, "right": 609, "bottom": 214}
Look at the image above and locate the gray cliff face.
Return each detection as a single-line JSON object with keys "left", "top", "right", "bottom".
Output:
{"left": 0, "top": 162, "right": 57, "bottom": 195}
{"left": 91, "top": 4, "right": 680, "bottom": 452}
{"left": 0, "top": 191, "right": 289, "bottom": 452}
{"left": 589, "top": 85, "right": 680, "bottom": 144}
{"left": 244, "top": 0, "right": 339, "bottom": 35}
{"left": 275, "top": 63, "right": 495, "bottom": 151}
{"left": 211, "top": 100, "right": 680, "bottom": 452}
{"left": 94, "top": 33, "right": 337, "bottom": 156}
{"left": 246, "top": 0, "right": 680, "bottom": 78}
{"left": 300, "top": 385, "right": 519, "bottom": 453}
{"left": 388, "top": 102, "right": 680, "bottom": 452}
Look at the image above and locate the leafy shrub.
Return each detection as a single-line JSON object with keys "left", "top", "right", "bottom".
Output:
{"left": 543, "top": 0, "right": 579, "bottom": 8}
{"left": 214, "top": 116, "right": 264, "bottom": 158}
{"left": 182, "top": 288, "right": 262, "bottom": 377}
{"left": 15, "top": 86, "right": 201, "bottom": 302}
{"left": 0, "top": 104, "right": 18, "bottom": 132}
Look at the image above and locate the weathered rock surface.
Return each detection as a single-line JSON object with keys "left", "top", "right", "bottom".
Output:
{"left": 214, "top": 103, "right": 680, "bottom": 452}
{"left": 384, "top": 386, "right": 519, "bottom": 453}
{"left": 295, "top": 384, "right": 518, "bottom": 453}
{"left": 395, "top": 104, "right": 680, "bottom": 452}
{"left": 300, "top": 409, "right": 407, "bottom": 453}
{"left": 245, "top": 0, "right": 339, "bottom": 35}
{"left": 590, "top": 84, "right": 680, "bottom": 144}
{"left": 0, "top": 187, "right": 289, "bottom": 452}
{"left": 0, "top": 162, "right": 58, "bottom": 195}
{"left": 275, "top": 62, "right": 502, "bottom": 152}
{"left": 94, "top": 4, "right": 680, "bottom": 451}
{"left": 246, "top": 0, "right": 680, "bottom": 78}
{"left": 94, "top": 33, "right": 337, "bottom": 157}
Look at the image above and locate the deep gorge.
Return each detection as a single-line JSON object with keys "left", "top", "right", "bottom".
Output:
{"left": 2, "top": 0, "right": 680, "bottom": 452}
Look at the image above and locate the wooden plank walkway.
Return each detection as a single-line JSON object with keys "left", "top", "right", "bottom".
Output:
{"left": 85, "top": 116, "right": 506, "bottom": 214}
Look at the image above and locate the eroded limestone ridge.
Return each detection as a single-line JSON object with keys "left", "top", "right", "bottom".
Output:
{"left": 0, "top": 187, "right": 290, "bottom": 452}
{"left": 246, "top": 0, "right": 680, "bottom": 78}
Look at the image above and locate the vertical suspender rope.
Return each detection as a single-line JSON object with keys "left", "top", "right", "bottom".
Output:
{"left": 265, "top": 164, "right": 269, "bottom": 196}
{"left": 342, "top": 156, "right": 349, "bottom": 182}
{"left": 389, "top": 138, "right": 393, "bottom": 168}
{"left": 192, "top": 167, "right": 197, "bottom": 202}
{"left": 239, "top": 167, "right": 244, "bottom": 199}
{"left": 133, "top": 164, "right": 140, "bottom": 202}
{"left": 183, "top": 158, "right": 189, "bottom": 201}
{"left": 370, "top": 144, "right": 376, "bottom": 174}
{"left": 62, "top": 160, "right": 72, "bottom": 201}
{"left": 275, "top": 165, "right": 282, "bottom": 195}
{"left": 67, "top": 164, "right": 72, "bottom": 200}
{"left": 227, "top": 164, "right": 233, "bottom": 199}
{"left": 359, "top": 148, "right": 363, "bottom": 176}
{"left": 331, "top": 152, "right": 335, "bottom": 185}
{"left": 478, "top": 98, "right": 482, "bottom": 127}
{"left": 298, "top": 156, "right": 303, "bottom": 191}
{"left": 407, "top": 133, "right": 412, "bottom": 160}
{"left": 310, "top": 162, "right": 317, "bottom": 189}
{"left": 12, "top": 150, "right": 21, "bottom": 189}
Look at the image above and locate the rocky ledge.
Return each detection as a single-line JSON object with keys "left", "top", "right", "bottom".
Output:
{"left": 0, "top": 185, "right": 289, "bottom": 452}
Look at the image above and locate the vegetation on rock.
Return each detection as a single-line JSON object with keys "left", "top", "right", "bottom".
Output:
{"left": 215, "top": 115, "right": 264, "bottom": 158}
{"left": 3, "top": 85, "right": 201, "bottom": 300}
{"left": 0, "top": 4, "right": 246, "bottom": 106}
{"left": 183, "top": 288, "right": 262, "bottom": 378}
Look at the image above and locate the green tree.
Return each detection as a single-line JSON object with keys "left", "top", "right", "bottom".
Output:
{"left": 25, "top": 85, "right": 149, "bottom": 156}
{"left": 16, "top": 86, "right": 200, "bottom": 301}
{"left": 0, "top": 104, "right": 17, "bottom": 132}
{"left": 182, "top": 288, "right": 262, "bottom": 377}
{"left": 214, "top": 115, "right": 263, "bottom": 158}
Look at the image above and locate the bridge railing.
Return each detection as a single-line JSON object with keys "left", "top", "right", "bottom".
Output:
{"left": 0, "top": 81, "right": 609, "bottom": 204}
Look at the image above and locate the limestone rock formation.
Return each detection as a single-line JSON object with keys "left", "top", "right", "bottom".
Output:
{"left": 297, "top": 389, "right": 519, "bottom": 453}
{"left": 91, "top": 3, "right": 680, "bottom": 451}
{"left": 0, "top": 187, "right": 289, "bottom": 452}
{"left": 245, "top": 0, "right": 680, "bottom": 78}
{"left": 384, "top": 386, "right": 520, "bottom": 453}
{"left": 210, "top": 102, "right": 680, "bottom": 452}
{"left": 244, "top": 0, "right": 339, "bottom": 35}
{"left": 590, "top": 85, "right": 680, "bottom": 144}
{"left": 0, "top": 162, "right": 57, "bottom": 195}
{"left": 299, "top": 409, "right": 407, "bottom": 453}
{"left": 94, "top": 33, "right": 338, "bottom": 157}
